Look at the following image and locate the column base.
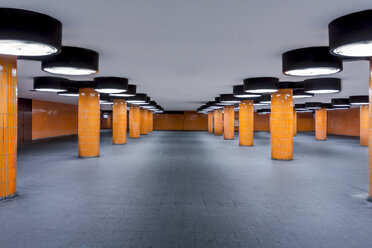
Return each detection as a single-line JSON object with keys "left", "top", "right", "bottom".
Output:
{"left": 78, "top": 155, "right": 100, "bottom": 159}
{"left": 0, "top": 193, "right": 17, "bottom": 201}
{"left": 315, "top": 139, "right": 327, "bottom": 141}
{"left": 271, "top": 158, "right": 293, "bottom": 161}
{"left": 367, "top": 197, "right": 372, "bottom": 203}
{"left": 113, "top": 143, "right": 127, "bottom": 145}
{"left": 239, "top": 144, "right": 253, "bottom": 147}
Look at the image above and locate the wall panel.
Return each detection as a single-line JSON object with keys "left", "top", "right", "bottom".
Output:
{"left": 154, "top": 114, "right": 184, "bottom": 130}
{"left": 327, "top": 108, "right": 359, "bottom": 137}
{"left": 297, "top": 112, "right": 315, "bottom": 132}
{"left": 184, "top": 111, "right": 208, "bottom": 131}
{"left": 32, "top": 100, "right": 78, "bottom": 140}
{"left": 254, "top": 113, "right": 270, "bottom": 131}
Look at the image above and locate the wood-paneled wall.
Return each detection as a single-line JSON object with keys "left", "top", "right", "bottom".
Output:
{"left": 154, "top": 111, "right": 207, "bottom": 131}
{"left": 327, "top": 108, "right": 359, "bottom": 137}
{"left": 254, "top": 113, "right": 270, "bottom": 131}
{"left": 32, "top": 100, "right": 78, "bottom": 140}
{"left": 18, "top": 98, "right": 32, "bottom": 143}
{"left": 297, "top": 112, "right": 315, "bottom": 132}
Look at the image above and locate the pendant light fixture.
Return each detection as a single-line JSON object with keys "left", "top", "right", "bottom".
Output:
{"left": 253, "top": 100, "right": 269, "bottom": 106}
{"left": 305, "top": 102, "right": 323, "bottom": 110}
{"left": 33, "top": 76, "right": 69, "bottom": 92}
{"left": 329, "top": 10, "right": 372, "bottom": 57}
{"left": 322, "top": 103, "right": 335, "bottom": 110}
{"left": 258, "top": 94, "right": 271, "bottom": 104}
{"left": 0, "top": 8, "right": 62, "bottom": 56}
{"left": 126, "top": 94, "right": 149, "bottom": 104}
{"left": 304, "top": 78, "right": 341, "bottom": 94}
{"left": 219, "top": 94, "right": 241, "bottom": 104}
{"left": 295, "top": 104, "right": 307, "bottom": 111}
{"left": 57, "top": 88, "right": 79, "bottom": 97}
{"left": 42, "top": 46, "right": 99, "bottom": 75}
{"left": 142, "top": 101, "right": 158, "bottom": 109}
{"left": 110, "top": 84, "right": 137, "bottom": 97}
{"left": 282, "top": 46, "right": 342, "bottom": 76}
{"left": 94, "top": 77, "right": 128, "bottom": 94}
{"left": 244, "top": 77, "right": 279, "bottom": 93}
{"left": 331, "top": 98, "right": 350, "bottom": 107}
{"left": 293, "top": 89, "right": 314, "bottom": 99}
{"left": 257, "top": 109, "right": 271, "bottom": 115}
{"left": 233, "top": 85, "right": 261, "bottom": 98}
{"left": 349, "top": 95, "right": 369, "bottom": 105}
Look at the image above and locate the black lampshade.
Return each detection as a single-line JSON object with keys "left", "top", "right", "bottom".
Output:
{"left": 305, "top": 102, "right": 323, "bottom": 110}
{"left": 257, "top": 109, "right": 271, "bottom": 114}
{"left": 282, "top": 47, "right": 342, "bottom": 76}
{"left": 142, "top": 101, "right": 158, "bottom": 109}
{"left": 331, "top": 98, "right": 350, "bottom": 107}
{"left": 295, "top": 104, "right": 307, "bottom": 110}
{"left": 322, "top": 103, "right": 334, "bottom": 110}
{"left": 304, "top": 78, "right": 341, "bottom": 94}
{"left": 253, "top": 100, "right": 269, "bottom": 106}
{"left": 33, "top": 77, "right": 68, "bottom": 92}
{"left": 94, "top": 77, "right": 128, "bottom": 94}
{"left": 0, "top": 8, "right": 62, "bottom": 56}
{"left": 293, "top": 89, "right": 314, "bottom": 99}
{"left": 57, "top": 88, "right": 79, "bottom": 97}
{"left": 258, "top": 94, "right": 271, "bottom": 104}
{"left": 349, "top": 95, "right": 369, "bottom": 105}
{"left": 243, "top": 77, "right": 279, "bottom": 93}
{"left": 233, "top": 85, "right": 261, "bottom": 98}
{"left": 126, "top": 94, "right": 148, "bottom": 104}
{"left": 110, "top": 84, "right": 137, "bottom": 97}
{"left": 329, "top": 9, "right": 372, "bottom": 57}
{"left": 42, "top": 46, "right": 99, "bottom": 75}
{"left": 219, "top": 94, "right": 241, "bottom": 104}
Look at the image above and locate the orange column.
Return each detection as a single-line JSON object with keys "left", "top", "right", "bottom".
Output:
{"left": 0, "top": 55, "right": 17, "bottom": 199}
{"left": 293, "top": 110, "right": 297, "bottom": 136}
{"left": 208, "top": 111, "right": 214, "bottom": 133}
{"left": 149, "top": 111, "right": 154, "bottom": 132}
{"left": 146, "top": 110, "right": 152, "bottom": 133}
{"left": 369, "top": 59, "right": 372, "bottom": 200}
{"left": 315, "top": 107, "right": 327, "bottom": 141}
{"left": 360, "top": 105, "right": 368, "bottom": 146}
{"left": 214, "top": 109, "right": 223, "bottom": 136}
{"left": 140, "top": 108, "right": 148, "bottom": 135}
{"left": 112, "top": 99, "right": 127, "bottom": 145}
{"left": 129, "top": 105, "right": 140, "bottom": 138}
{"left": 271, "top": 89, "right": 293, "bottom": 160}
{"left": 224, "top": 106, "right": 234, "bottom": 140}
{"left": 239, "top": 100, "right": 254, "bottom": 146}
{"left": 78, "top": 88, "right": 100, "bottom": 157}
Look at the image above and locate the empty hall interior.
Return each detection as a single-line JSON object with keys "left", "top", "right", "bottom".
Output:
{"left": 1, "top": 0, "right": 372, "bottom": 247}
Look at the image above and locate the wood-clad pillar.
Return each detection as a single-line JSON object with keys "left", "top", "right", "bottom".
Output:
{"left": 239, "top": 100, "right": 254, "bottom": 146}
{"left": 360, "top": 105, "right": 368, "bottom": 146}
{"left": 0, "top": 55, "right": 17, "bottom": 199}
{"left": 78, "top": 88, "right": 100, "bottom": 157}
{"left": 140, "top": 108, "right": 148, "bottom": 135}
{"left": 315, "top": 107, "right": 327, "bottom": 141}
{"left": 224, "top": 106, "right": 235, "bottom": 140}
{"left": 129, "top": 105, "right": 140, "bottom": 138}
{"left": 149, "top": 111, "right": 154, "bottom": 132}
{"left": 369, "top": 58, "right": 372, "bottom": 200}
{"left": 214, "top": 109, "right": 223, "bottom": 136}
{"left": 271, "top": 89, "right": 293, "bottom": 160}
{"left": 293, "top": 110, "right": 297, "bottom": 136}
{"left": 208, "top": 111, "right": 214, "bottom": 133}
{"left": 112, "top": 99, "right": 127, "bottom": 145}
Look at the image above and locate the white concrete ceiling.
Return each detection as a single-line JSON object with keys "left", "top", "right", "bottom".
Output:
{"left": 2, "top": 0, "right": 372, "bottom": 110}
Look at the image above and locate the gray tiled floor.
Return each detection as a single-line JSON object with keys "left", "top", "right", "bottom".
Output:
{"left": 1, "top": 130, "right": 372, "bottom": 248}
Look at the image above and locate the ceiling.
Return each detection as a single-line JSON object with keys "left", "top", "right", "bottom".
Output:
{"left": 2, "top": 0, "right": 372, "bottom": 110}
